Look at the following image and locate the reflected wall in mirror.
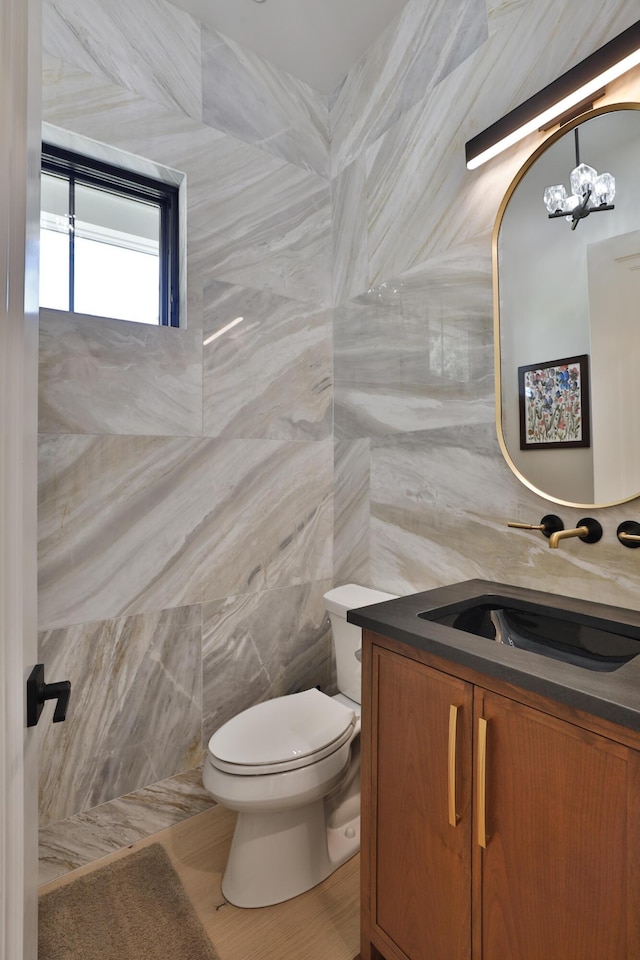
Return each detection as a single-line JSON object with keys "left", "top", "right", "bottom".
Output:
{"left": 495, "top": 104, "right": 640, "bottom": 507}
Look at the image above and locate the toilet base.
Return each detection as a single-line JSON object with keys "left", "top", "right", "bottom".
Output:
{"left": 221, "top": 799, "right": 360, "bottom": 908}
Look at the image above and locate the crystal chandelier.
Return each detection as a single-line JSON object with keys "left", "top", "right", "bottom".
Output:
{"left": 543, "top": 128, "right": 615, "bottom": 230}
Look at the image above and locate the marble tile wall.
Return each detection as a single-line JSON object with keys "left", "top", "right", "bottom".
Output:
{"left": 369, "top": 424, "right": 640, "bottom": 607}
{"left": 38, "top": 309, "right": 203, "bottom": 436}
{"left": 201, "top": 27, "right": 330, "bottom": 176}
{"left": 333, "top": 240, "right": 494, "bottom": 439}
{"left": 202, "top": 581, "right": 335, "bottom": 743}
{"left": 202, "top": 280, "right": 333, "bottom": 440}
{"left": 330, "top": 0, "right": 640, "bottom": 608}
{"left": 38, "top": 605, "right": 203, "bottom": 824}
{"left": 38, "top": 0, "right": 335, "bottom": 827}
{"left": 333, "top": 440, "right": 370, "bottom": 586}
{"left": 43, "top": 0, "right": 203, "bottom": 119}
{"left": 38, "top": 435, "right": 332, "bottom": 629}
{"left": 39, "top": 0, "right": 640, "bottom": 839}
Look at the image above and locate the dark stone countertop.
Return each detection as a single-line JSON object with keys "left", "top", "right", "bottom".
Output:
{"left": 347, "top": 579, "right": 640, "bottom": 733}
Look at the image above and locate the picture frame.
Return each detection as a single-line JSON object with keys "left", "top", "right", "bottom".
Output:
{"left": 518, "top": 354, "right": 590, "bottom": 450}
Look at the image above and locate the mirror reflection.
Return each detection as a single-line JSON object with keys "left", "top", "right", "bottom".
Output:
{"left": 496, "top": 105, "right": 640, "bottom": 507}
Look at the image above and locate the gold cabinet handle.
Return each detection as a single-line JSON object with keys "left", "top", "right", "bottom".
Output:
{"left": 477, "top": 717, "right": 488, "bottom": 848}
{"left": 448, "top": 704, "right": 460, "bottom": 827}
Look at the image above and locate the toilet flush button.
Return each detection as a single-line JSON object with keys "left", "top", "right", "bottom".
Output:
{"left": 345, "top": 826, "right": 356, "bottom": 839}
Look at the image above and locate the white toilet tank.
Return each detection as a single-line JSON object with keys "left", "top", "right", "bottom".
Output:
{"left": 323, "top": 584, "right": 398, "bottom": 704}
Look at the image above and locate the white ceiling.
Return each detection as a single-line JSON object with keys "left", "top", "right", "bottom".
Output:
{"left": 168, "top": 0, "right": 409, "bottom": 94}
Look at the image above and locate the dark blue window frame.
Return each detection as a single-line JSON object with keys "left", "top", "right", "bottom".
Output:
{"left": 41, "top": 143, "right": 180, "bottom": 327}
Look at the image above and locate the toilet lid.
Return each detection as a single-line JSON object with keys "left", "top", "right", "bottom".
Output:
{"left": 208, "top": 689, "right": 356, "bottom": 774}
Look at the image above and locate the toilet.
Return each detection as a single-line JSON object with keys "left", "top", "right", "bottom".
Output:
{"left": 202, "top": 583, "right": 397, "bottom": 908}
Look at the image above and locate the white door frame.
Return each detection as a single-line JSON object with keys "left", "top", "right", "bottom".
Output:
{"left": 0, "top": 0, "right": 41, "bottom": 958}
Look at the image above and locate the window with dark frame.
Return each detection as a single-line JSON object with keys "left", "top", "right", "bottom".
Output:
{"left": 40, "top": 143, "right": 179, "bottom": 327}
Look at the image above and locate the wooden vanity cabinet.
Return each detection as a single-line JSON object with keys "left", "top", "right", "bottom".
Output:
{"left": 369, "top": 647, "right": 473, "bottom": 960}
{"left": 360, "top": 632, "right": 640, "bottom": 960}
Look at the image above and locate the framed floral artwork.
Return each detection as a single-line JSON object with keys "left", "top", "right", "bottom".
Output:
{"left": 518, "top": 354, "right": 590, "bottom": 450}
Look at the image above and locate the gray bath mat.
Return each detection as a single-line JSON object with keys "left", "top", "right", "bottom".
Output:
{"left": 39, "top": 842, "right": 220, "bottom": 960}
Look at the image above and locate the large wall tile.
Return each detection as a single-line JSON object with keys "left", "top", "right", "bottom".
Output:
{"left": 369, "top": 424, "right": 640, "bottom": 610}
{"left": 38, "top": 604, "right": 202, "bottom": 825}
{"left": 186, "top": 135, "right": 333, "bottom": 305}
{"left": 38, "top": 309, "right": 203, "bottom": 436}
{"left": 202, "top": 27, "right": 330, "bottom": 176}
{"left": 335, "top": 239, "right": 492, "bottom": 384}
{"left": 331, "top": 158, "right": 369, "bottom": 305}
{"left": 42, "top": 54, "right": 226, "bottom": 173}
{"left": 334, "top": 239, "right": 494, "bottom": 438}
{"left": 38, "top": 435, "right": 333, "bottom": 629}
{"left": 334, "top": 382, "right": 495, "bottom": 441}
{"left": 330, "top": 0, "right": 488, "bottom": 176}
{"left": 334, "top": 440, "right": 370, "bottom": 586}
{"left": 486, "top": 0, "right": 528, "bottom": 36}
{"left": 362, "top": 67, "right": 502, "bottom": 286}
{"left": 202, "top": 280, "right": 332, "bottom": 440}
{"left": 202, "top": 581, "right": 334, "bottom": 743}
{"left": 369, "top": 424, "right": 527, "bottom": 594}
{"left": 361, "top": 2, "right": 640, "bottom": 285}
{"left": 43, "top": 0, "right": 202, "bottom": 120}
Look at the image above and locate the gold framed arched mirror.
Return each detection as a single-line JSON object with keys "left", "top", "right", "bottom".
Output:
{"left": 494, "top": 103, "right": 640, "bottom": 508}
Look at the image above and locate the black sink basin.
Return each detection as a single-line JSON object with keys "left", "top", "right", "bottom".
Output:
{"left": 418, "top": 596, "right": 640, "bottom": 672}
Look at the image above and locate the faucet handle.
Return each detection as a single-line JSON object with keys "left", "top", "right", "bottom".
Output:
{"left": 507, "top": 514, "right": 564, "bottom": 538}
{"left": 617, "top": 521, "right": 640, "bottom": 548}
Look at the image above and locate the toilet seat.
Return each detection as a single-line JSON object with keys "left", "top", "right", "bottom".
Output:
{"left": 208, "top": 689, "right": 356, "bottom": 776}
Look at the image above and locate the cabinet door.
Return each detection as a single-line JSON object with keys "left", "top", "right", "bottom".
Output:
{"left": 372, "top": 647, "right": 473, "bottom": 960}
{"left": 478, "top": 690, "right": 638, "bottom": 960}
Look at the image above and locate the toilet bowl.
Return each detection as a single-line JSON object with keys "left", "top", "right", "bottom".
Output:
{"left": 203, "top": 583, "right": 397, "bottom": 908}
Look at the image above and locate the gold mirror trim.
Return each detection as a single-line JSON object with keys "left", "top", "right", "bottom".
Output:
{"left": 493, "top": 101, "right": 640, "bottom": 510}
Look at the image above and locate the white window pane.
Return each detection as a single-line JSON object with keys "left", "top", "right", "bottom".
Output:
{"left": 75, "top": 183, "right": 160, "bottom": 252}
{"left": 41, "top": 172, "right": 68, "bottom": 221}
{"left": 39, "top": 228, "right": 69, "bottom": 310}
{"left": 73, "top": 183, "right": 161, "bottom": 324}
{"left": 74, "top": 237, "right": 160, "bottom": 325}
{"left": 40, "top": 172, "right": 70, "bottom": 310}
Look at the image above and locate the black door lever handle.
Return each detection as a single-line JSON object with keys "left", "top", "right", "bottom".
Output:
{"left": 26, "top": 664, "right": 71, "bottom": 727}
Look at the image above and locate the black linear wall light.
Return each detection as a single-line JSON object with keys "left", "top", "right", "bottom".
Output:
{"left": 465, "top": 19, "right": 640, "bottom": 170}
